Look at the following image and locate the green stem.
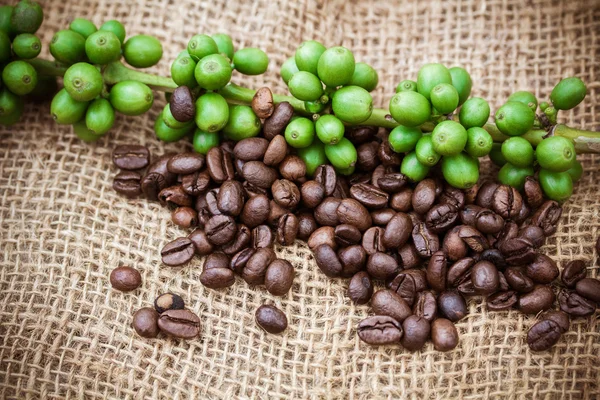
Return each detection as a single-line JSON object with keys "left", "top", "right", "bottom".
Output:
{"left": 102, "top": 62, "right": 178, "bottom": 92}
{"left": 28, "top": 58, "right": 69, "bottom": 76}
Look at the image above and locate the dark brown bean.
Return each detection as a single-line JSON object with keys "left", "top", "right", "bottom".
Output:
{"left": 426, "top": 203, "right": 459, "bottom": 233}
{"left": 475, "top": 209, "right": 505, "bottom": 234}
{"left": 476, "top": 181, "right": 498, "bottom": 209}
{"left": 314, "top": 244, "right": 343, "bottom": 278}
{"left": 251, "top": 87, "right": 274, "bottom": 119}
{"left": 377, "top": 173, "right": 408, "bottom": 194}
{"left": 575, "top": 278, "right": 600, "bottom": 303}
{"left": 412, "top": 179, "right": 437, "bottom": 215}
{"left": 362, "top": 226, "right": 386, "bottom": 255}
{"left": 113, "top": 145, "right": 150, "bottom": 170}
{"left": 561, "top": 260, "right": 587, "bottom": 288}
{"left": 530, "top": 200, "right": 562, "bottom": 236}
{"left": 110, "top": 266, "right": 142, "bottom": 291}
{"left": 263, "top": 134, "right": 288, "bottom": 166}
{"left": 447, "top": 257, "right": 475, "bottom": 288}
{"left": 459, "top": 204, "right": 482, "bottom": 226}
{"left": 172, "top": 206, "right": 198, "bottom": 228}
{"left": 487, "top": 290, "right": 518, "bottom": 311}
{"left": 400, "top": 315, "right": 430, "bottom": 351}
{"left": 337, "top": 198, "right": 372, "bottom": 232}
{"left": 161, "top": 237, "right": 195, "bottom": 266}
{"left": 431, "top": 318, "right": 459, "bottom": 352}
{"left": 167, "top": 153, "right": 204, "bottom": 174}
{"left": 242, "top": 161, "right": 277, "bottom": 189}
{"left": 132, "top": 307, "right": 160, "bottom": 338}
{"left": 301, "top": 180, "right": 325, "bottom": 209}
{"left": 505, "top": 267, "right": 535, "bottom": 293}
{"left": 371, "top": 208, "right": 396, "bottom": 226}
{"left": 439, "top": 186, "right": 465, "bottom": 210}
{"left": 242, "top": 247, "right": 276, "bottom": 285}
{"left": 356, "top": 141, "right": 381, "bottom": 171}
{"left": 233, "top": 137, "right": 269, "bottom": 161}
{"left": 154, "top": 293, "right": 185, "bottom": 313}
{"left": 265, "top": 259, "right": 295, "bottom": 296}
{"left": 334, "top": 224, "right": 362, "bottom": 247}
{"left": 200, "top": 252, "right": 235, "bottom": 289}
{"left": 348, "top": 271, "right": 373, "bottom": 305}
{"left": 458, "top": 225, "right": 489, "bottom": 253}
{"left": 357, "top": 315, "right": 403, "bottom": 345}
{"left": 314, "top": 197, "right": 341, "bottom": 226}
{"left": 558, "top": 290, "right": 596, "bottom": 317}
{"left": 169, "top": 86, "right": 195, "bottom": 122}
{"left": 443, "top": 226, "right": 468, "bottom": 261}
{"left": 205, "top": 215, "right": 237, "bottom": 246}
{"left": 230, "top": 248, "right": 255, "bottom": 275}
{"left": 412, "top": 222, "right": 440, "bottom": 257}
{"left": 159, "top": 185, "right": 192, "bottom": 208}
{"left": 542, "top": 310, "right": 570, "bottom": 333}
{"left": 279, "top": 155, "right": 306, "bottom": 182}
{"left": 383, "top": 212, "right": 412, "bottom": 249}
{"left": 367, "top": 252, "right": 399, "bottom": 280}
{"left": 350, "top": 183, "right": 389, "bottom": 209}
{"left": 412, "top": 291, "right": 437, "bottom": 322}
{"left": 181, "top": 170, "right": 211, "bottom": 196}
{"left": 277, "top": 213, "right": 298, "bottom": 246}
{"left": 390, "top": 187, "right": 413, "bottom": 212}
{"left": 371, "top": 289, "right": 412, "bottom": 323}
{"left": 308, "top": 226, "right": 336, "bottom": 250}
{"left": 524, "top": 177, "right": 544, "bottom": 209}
{"left": 263, "top": 102, "right": 294, "bottom": 140}
{"left": 272, "top": 179, "right": 300, "bottom": 209}
{"left": 220, "top": 224, "right": 251, "bottom": 255}
{"left": 471, "top": 261, "right": 499, "bottom": 295}
{"left": 427, "top": 250, "right": 448, "bottom": 292}
{"left": 526, "top": 254, "right": 559, "bottom": 284}
{"left": 499, "top": 237, "right": 536, "bottom": 266}
{"left": 398, "top": 243, "right": 422, "bottom": 269}
{"left": 518, "top": 226, "right": 545, "bottom": 249}
{"left": 463, "top": 182, "right": 479, "bottom": 205}
{"left": 206, "top": 147, "right": 235, "bottom": 183}
{"left": 346, "top": 125, "right": 377, "bottom": 144}
{"left": 113, "top": 170, "right": 142, "bottom": 197}
{"left": 527, "top": 319, "right": 561, "bottom": 351}
{"left": 188, "top": 229, "right": 214, "bottom": 255}
{"left": 255, "top": 304, "right": 288, "bottom": 333}
{"left": 240, "top": 194, "right": 270, "bottom": 228}
{"left": 518, "top": 285, "right": 556, "bottom": 314}
{"left": 158, "top": 309, "right": 201, "bottom": 339}
{"left": 251, "top": 224, "right": 274, "bottom": 249}
{"left": 314, "top": 165, "right": 337, "bottom": 196}
{"left": 377, "top": 140, "right": 402, "bottom": 166}
{"left": 141, "top": 154, "right": 177, "bottom": 200}
{"left": 338, "top": 245, "right": 367, "bottom": 278}
{"left": 297, "top": 212, "right": 318, "bottom": 241}
{"left": 438, "top": 290, "right": 468, "bottom": 322}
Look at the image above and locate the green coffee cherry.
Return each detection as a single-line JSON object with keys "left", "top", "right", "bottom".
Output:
{"left": 12, "top": 33, "right": 41, "bottom": 59}
{"left": 73, "top": 120, "right": 102, "bottom": 142}
{"left": 10, "top": 0, "right": 43, "bottom": 34}
{"left": 50, "top": 29, "right": 86, "bottom": 65}
{"left": 195, "top": 92, "right": 229, "bottom": 132}
{"left": 63, "top": 62, "right": 103, "bottom": 102}
{"left": 285, "top": 116, "right": 315, "bottom": 148}
{"left": 430, "top": 83, "right": 459, "bottom": 114}
{"left": 317, "top": 46, "right": 355, "bottom": 87}
{"left": 535, "top": 136, "right": 576, "bottom": 172}
{"left": 566, "top": 159, "right": 583, "bottom": 182}
{"left": 85, "top": 98, "right": 115, "bottom": 135}
{"left": 2, "top": 60, "right": 37, "bottom": 95}
{"left": 109, "top": 80, "right": 154, "bottom": 116}
{"left": 187, "top": 34, "right": 218, "bottom": 61}
{"left": 0, "top": 30, "right": 10, "bottom": 63}
{"left": 154, "top": 114, "right": 192, "bottom": 142}
{"left": 459, "top": 97, "right": 490, "bottom": 129}
{"left": 193, "top": 128, "right": 220, "bottom": 154}
{"left": 288, "top": 71, "right": 323, "bottom": 102}
{"left": 464, "top": 127, "right": 493, "bottom": 158}
{"left": 85, "top": 30, "right": 122, "bottom": 65}
{"left": 431, "top": 120, "right": 468, "bottom": 156}
{"left": 389, "top": 91, "right": 431, "bottom": 127}
{"left": 51, "top": 88, "right": 89, "bottom": 124}
{"left": 305, "top": 100, "right": 325, "bottom": 114}
{"left": 495, "top": 101, "right": 535, "bottom": 136}
{"left": 332, "top": 85, "right": 373, "bottom": 125}
{"left": 538, "top": 169, "right": 573, "bottom": 203}
{"left": 396, "top": 79, "right": 417, "bottom": 93}
{"left": 0, "top": 6, "right": 14, "bottom": 37}
{"left": 449, "top": 66, "right": 472, "bottom": 106}
{"left": 233, "top": 48, "right": 269, "bottom": 75}
{"left": 488, "top": 143, "right": 507, "bottom": 167}
{"left": 171, "top": 53, "right": 197, "bottom": 88}
{"left": 222, "top": 105, "right": 261, "bottom": 141}
{"left": 69, "top": 18, "right": 97, "bottom": 39}
{"left": 388, "top": 125, "right": 422, "bottom": 153}
{"left": 415, "top": 135, "right": 441, "bottom": 167}
{"left": 349, "top": 62, "right": 378, "bottom": 92}
{"left": 123, "top": 35, "right": 163, "bottom": 68}
{"left": 441, "top": 153, "right": 479, "bottom": 189}
{"left": 325, "top": 137, "right": 357, "bottom": 170}
{"left": 500, "top": 136, "right": 534, "bottom": 167}
{"left": 539, "top": 101, "right": 549, "bottom": 112}
{"left": 315, "top": 114, "right": 344, "bottom": 145}
{"left": 401, "top": 151, "right": 430, "bottom": 182}
{"left": 0, "top": 88, "right": 24, "bottom": 125}
{"left": 498, "top": 163, "right": 534, "bottom": 191}
{"left": 99, "top": 20, "right": 126, "bottom": 44}
{"left": 211, "top": 33, "right": 234, "bottom": 60}
{"left": 297, "top": 140, "right": 327, "bottom": 176}
{"left": 507, "top": 91, "right": 537, "bottom": 112}
{"left": 550, "top": 77, "right": 586, "bottom": 110}
{"left": 417, "top": 63, "right": 452, "bottom": 101}
{"left": 295, "top": 40, "right": 326, "bottom": 76}
{"left": 194, "top": 53, "right": 232, "bottom": 90}
{"left": 280, "top": 56, "right": 299, "bottom": 84}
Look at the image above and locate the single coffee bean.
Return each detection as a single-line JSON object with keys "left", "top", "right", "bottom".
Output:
{"left": 370, "top": 165, "right": 386, "bottom": 188}
{"left": 337, "top": 198, "right": 372, "bottom": 232}
{"left": 349, "top": 183, "right": 389, "bottom": 209}
{"left": 498, "top": 271, "right": 510, "bottom": 291}
{"left": 217, "top": 180, "right": 245, "bottom": 217}
{"left": 387, "top": 272, "right": 417, "bottom": 306}
{"left": 458, "top": 278, "right": 477, "bottom": 296}
{"left": 231, "top": 248, "right": 255, "bottom": 275}
{"left": 239, "top": 194, "right": 270, "bottom": 228}
{"left": 181, "top": 170, "right": 210, "bottom": 196}
{"left": 523, "top": 177, "right": 544, "bottom": 209}
{"left": 382, "top": 212, "right": 412, "bottom": 249}
{"left": 172, "top": 206, "right": 198, "bottom": 228}
{"left": 350, "top": 172, "right": 377, "bottom": 186}
{"left": 505, "top": 267, "right": 535, "bottom": 293}
{"left": 518, "top": 226, "right": 545, "bottom": 249}
{"left": 526, "top": 254, "right": 559, "bottom": 284}
{"left": 427, "top": 250, "right": 448, "bottom": 292}
{"left": 475, "top": 209, "right": 505, "bottom": 234}
{"left": 398, "top": 243, "right": 422, "bottom": 269}
{"left": 438, "top": 290, "right": 468, "bottom": 321}
{"left": 527, "top": 319, "right": 562, "bottom": 351}
{"left": 243, "top": 181, "right": 268, "bottom": 198}
{"left": 206, "top": 147, "right": 235, "bottom": 183}
{"left": 141, "top": 154, "right": 177, "bottom": 200}
{"left": 499, "top": 237, "right": 536, "bottom": 265}
{"left": 297, "top": 212, "right": 318, "bottom": 241}
{"left": 400, "top": 315, "right": 430, "bottom": 351}
{"left": 412, "top": 222, "right": 440, "bottom": 257}
{"left": 575, "top": 278, "right": 600, "bottom": 303}
{"left": 479, "top": 249, "right": 507, "bottom": 270}
{"left": 447, "top": 257, "right": 475, "bottom": 287}
{"left": 263, "top": 102, "right": 294, "bottom": 140}
{"left": 348, "top": 271, "right": 373, "bottom": 305}
{"left": 242, "top": 247, "right": 276, "bottom": 285}
{"left": 154, "top": 293, "right": 185, "bottom": 313}
{"left": 357, "top": 315, "right": 403, "bottom": 345}
{"left": 113, "top": 170, "right": 142, "bottom": 197}
{"left": 558, "top": 290, "right": 596, "bottom": 317}
{"left": 459, "top": 204, "right": 482, "bottom": 226}
{"left": 272, "top": 179, "right": 301, "bottom": 209}
{"left": 561, "top": 260, "right": 587, "bottom": 288}
{"left": 431, "top": 318, "right": 459, "bottom": 352}
{"left": 251, "top": 87, "right": 274, "bottom": 118}
{"left": 463, "top": 183, "right": 479, "bottom": 205}
{"left": 256, "top": 304, "right": 288, "bottom": 333}
{"left": 471, "top": 261, "right": 499, "bottom": 295}
{"left": 132, "top": 307, "right": 160, "bottom": 338}
{"left": 167, "top": 152, "right": 204, "bottom": 174}
{"left": 314, "top": 197, "right": 341, "bottom": 226}
{"left": 389, "top": 187, "right": 413, "bottom": 212}
{"left": 159, "top": 185, "right": 193, "bottom": 208}
{"left": 161, "top": 237, "right": 195, "bottom": 266}
{"left": 277, "top": 213, "right": 299, "bottom": 246}
{"left": 443, "top": 226, "right": 468, "bottom": 261}
{"left": 314, "top": 165, "right": 337, "bottom": 196}
{"left": 158, "top": 309, "right": 201, "bottom": 339}
{"left": 457, "top": 225, "right": 489, "bottom": 253}
{"left": 530, "top": 200, "right": 562, "bottom": 236}
{"left": 367, "top": 252, "right": 399, "bottom": 280}
{"left": 371, "top": 208, "right": 396, "bottom": 226}
{"left": 371, "top": 289, "right": 412, "bottom": 323}
{"left": 203, "top": 189, "right": 220, "bottom": 216}
{"left": 264, "top": 259, "right": 295, "bottom": 296}
{"left": 338, "top": 245, "right": 367, "bottom": 277}
{"left": 188, "top": 229, "right": 214, "bottom": 255}
{"left": 263, "top": 134, "right": 288, "bottom": 166}
{"left": 412, "top": 179, "right": 437, "bottom": 215}
{"left": 378, "top": 173, "right": 408, "bottom": 194}
{"left": 377, "top": 140, "right": 402, "bottom": 166}
{"left": 515, "top": 201, "right": 531, "bottom": 224}
{"left": 357, "top": 142, "right": 381, "bottom": 172}
{"left": 362, "top": 226, "right": 386, "bottom": 255}
{"left": 439, "top": 186, "right": 465, "bottom": 210}
{"left": 205, "top": 215, "right": 237, "bottom": 246}
{"left": 542, "top": 310, "right": 571, "bottom": 333}
{"left": 201, "top": 252, "right": 235, "bottom": 289}
{"left": 110, "top": 266, "right": 142, "bottom": 291}
{"left": 476, "top": 181, "right": 499, "bottom": 209}
{"left": 221, "top": 224, "right": 251, "bottom": 255}
{"left": 113, "top": 145, "right": 150, "bottom": 170}
{"left": 169, "top": 85, "right": 195, "bottom": 122}
{"left": 314, "top": 244, "right": 344, "bottom": 278}
{"left": 346, "top": 125, "right": 377, "bottom": 144}
{"left": 426, "top": 203, "right": 459, "bottom": 233}
{"left": 279, "top": 155, "right": 306, "bottom": 182}
{"left": 334, "top": 224, "right": 362, "bottom": 247}
{"left": 300, "top": 180, "right": 324, "bottom": 209}
{"left": 495, "top": 221, "right": 519, "bottom": 250}
{"left": 308, "top": 226, "right": 336, "bottom": 250}
{"left": 487, "top": 290, "right": 518, "bottom": 311}
{"left": 518, "top": 285, "right": 556, "bottom": 314}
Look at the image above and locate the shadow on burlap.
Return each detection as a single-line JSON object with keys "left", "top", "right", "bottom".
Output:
{"left": 1, "top": 0, "right": 600, "bottom": 398}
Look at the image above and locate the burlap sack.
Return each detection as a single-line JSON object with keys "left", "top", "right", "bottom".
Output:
{"left": 1, "top": 0, "right": 599, "bottom": 398}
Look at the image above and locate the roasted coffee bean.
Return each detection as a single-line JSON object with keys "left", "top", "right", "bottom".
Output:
{"left": 542, "top": 310, "right": 571, "bottom": 334}
{"left": 314, "top": 244, "right": 343, "bottom": 278}
{"left": 308, "top": 226, "right": 336, "bottom": 250}
{"left": 561, "top": 260, "right": 587, "bottom": 288}
{"left": 387, "top": 272, "right": 417, "bottom": 306}
{"left": 337, "top": 198, "right": 372, "bottom": 232}
{"left": 410, "top": 291, "right": 437, "bottom": 322}
{"left": 113, "top": 145, "right": 150, "bottom": 170}
{"left": 357, "top": 315, "right": 403, "bottom": 345}
{"left": 154, "top": 293, "right": 185, "bottom": 313}
{"left": 371, "top": 208, "right": 396, "bottom": 226}
{"left": 575, "top": 278, "right": 600, "bottom": 303}
{"left": 172, "top": 206, "right": 198, "bottom": 228}
{"left": 471, "top": 261, "right": 499, "bottom": 295}
{"left": 346, "top": 125, "right": 377, "bottom": 144}
{"left": 383, "top": 212, "right": 412, "bottom": 249}
{"left": 205, "top": 215, "right": 237, "bottom": 246}
{"left": 243, "top": 181, "right": 268, "bottom": 198}
{"left": 478, "top": 250, "right": 505, "bottom": 271}
{"left": 526, "top": 254, "right": 559, "bottom": 284}
{"left": 350, "top": 172, "right": 378, "bottom": 187}
{"left": 277, "top": 213, "right": 299, "bottom": 246}
{"left": 231, "top": 248, "right": 255, "bottom": 274}
{"left": 167, "top": 152, "right": 204, "bottom": 174}
{"left": 169, "top": 85, "right": 195, "bottom": 122}
{"left": 495, "top": 221, "right": 519, "bottom": 250}
{"left": 498, "top": 271, "right": 510, "bottom": 291}
{"left": 426, "top": 203, "right": 458, "bottom": 233}
{"left": 377, "top": 140, "right": 401, "bottom": 166}
{"left": 531, "top": 200, "right": 562, "bottom": 236}
{"left": 132, "top": 307, "right": 160, "bottom": 338}
{"left": 241, "top": 161, "right": 276, "bottom": 189}
{"left": 159, "top": 185, "right": 193, "bottom": 208}
{"left": 515, "top": 201, "right": 531, "bottom": 224}
{"left": 314, "top": 165, "right": 337, "bottom": 196}
{"left": 339, "top": 245, "right": 368, "bottom": 278}
{"left": 181, "top": 170, "right": 211, "bottom": 196}
{"left": 334, "top": 224, "right": 362, "bottom": 247}
{"left": 206, "top": 147, "right": 235, "bottom": 183}
{"left": 457, "top": 225, "right": 489, "bottom": 253}
{"left": 279, "top": 155, "right": 306, "bottom": 182}
{"left": 141, "top": 154, "right": 177, "bottom": 200}
{"left": 398, "top": 243, "right": 422, "bottom": 269}
{"left": 412, "top": 179, "right": 437, "bottom": 215}
{"left": 439, "top": 186, "right": 465, "bottom": 210}
{"left": 251, "top": 87, "right": 274, "bottom": 118}
{"left": 110, "top": 266, "right": 142, "bottom": 291}
{"left": 201, "top": 252, "right": 235, "bottom": 289}
{"left": 425, "top": 250, "right": 447, "bottom": 292}
{"left": 400, "top": 315, "right": 430, "bottom": 351}
{"left": 524, "top": 177, "right": 544, "bottom": 208}
{"left": 390, "top": 187, "right": 413, "bottom": 212}
{"left": 518, "top": 285, "right": 556, "bottom": 314}
{"left": 517, "top": 226, "right": 545, "bottom": 249}
{"left": 263, "top": 102, "right": 294, "bottom": 140}
{"left": 463, "top": 183, "right": 479, "bottom": 205}
{"left": 312, "top": 197, "right": 339, "bottom": 226}
{"left": 264, "top": 259, "right": 295, "bottom": 296}
{"left": 431, "top": 318, "right": 459, "bottom": 352}
{"left": 221, "top": 224, "right": 251, "bottom": 255}
{"left": 332, "top": 176, "right": 350, "bottom": 199}
{"left": 457, "top": 279, "right": 477, "bottom": 296}
{"left": 412, "top": 222, "right": 440, "bottom": 258}
{"left": 447, "top": 257, "right": 475, "bottom": 287}
{"left": 403, "top": 269, "right": 429, "bottom": 292}
{"left": 527, "top": 319, "right": 561, "bottom": 351}
{"left": 370, "top": 165, "right": 386, "bottom": 188}
{"left": 459, "top": 204, "right": 482, "bottom": 226}
{"left": 255, "top": 304, "right": 288, "bottom": 333}
{"left": 356, "top": 141, "right": 381, "bottom": 172}
{"left": 476, "top": 181, "right": 498, "bottom": 209}
{"left": 505, "top": 267, "right": 535, "bottom": 293}
{"left": 487, "top": 290, "right": 518, "bottom": 311}
{"left": 377, "top": 173, "right": 408, "bottom": 194}
{"left": 242, "top": 247, "right": 276, "bottom": 285}
{"left": 300, "top": 180, "right": 324, "bottom": 209}
{"left": 475, "top": 209, "right": 505, "bottom": 234}
{"left": 499, "top": 237, "right": 536, "bottom": 265}
{"left": 559, "top": 290, "right": 596, "bottom": 317}
{"left": 349, "top": 183, "right": 389, "bottom": 209}
{"left": 188, "top": 229, "right": 214, "bottom": 255}
{"left": 297, "top": 212, "right": 318, "bottom": 241}
{"left": 443, "top": 226, "right": 468, "bottom": 261}
{"left": 348, "top": 271, "right": 373, "bottom": 305}
{"left": 158, "top": 309, "right": 201, "bottom": 339}
{"left": 371, "top": 289, "right": 412, "bottom": 323}
{"left": 204, "top": 189, "right": 221, "bottom": 215}
{"left": 361, "top": 226, "right": 386, "bottom": 255}
{"left": 272, "top": 179, "right": 300, "bottom": 209}
{"left": 438, "top": 290, "right": 468, "bottom": 322}
{"left": 240, "top": 194, "right": 270, "bottom": 228}
{"left": 232, "top": 138, "right": 269, "bottom": 162}
{"left": 161, "top": 237, "right": 195, "bottom": 266}
{"left": 263, "top": 134, "right": 288, "bottom": 166}
{"left": 366, "top": 252, "right": 399, "bottom": 280}
{"left": 113, "top": 170, "right": 142, "bottom": 197}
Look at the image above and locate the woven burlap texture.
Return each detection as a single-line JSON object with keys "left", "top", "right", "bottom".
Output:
{"left": 1, "top": 0, "right": 600, "bottom": 398}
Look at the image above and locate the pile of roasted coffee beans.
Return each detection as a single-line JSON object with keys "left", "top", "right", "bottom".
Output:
{"left": 110, "top": 102, "right": 600, "bottom": 350}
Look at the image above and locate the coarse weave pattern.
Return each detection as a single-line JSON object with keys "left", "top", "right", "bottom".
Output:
{"left": 1, "top": 0, "right": 600, "bottom": 398}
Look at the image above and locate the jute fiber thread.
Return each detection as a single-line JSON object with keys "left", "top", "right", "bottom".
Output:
{"left": 1, "top": 0, "right": 599, "bottom": 398}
